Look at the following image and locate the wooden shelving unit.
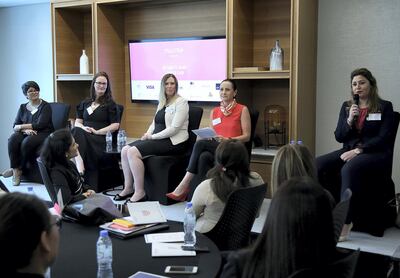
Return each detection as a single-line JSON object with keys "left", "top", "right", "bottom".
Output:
{"left": 51, "top": 0, "right": 318, "bottom": 185}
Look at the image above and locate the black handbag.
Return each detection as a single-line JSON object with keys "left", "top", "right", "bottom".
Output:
{"left": 62, "top": 194, "right": 122, "bottom": 225}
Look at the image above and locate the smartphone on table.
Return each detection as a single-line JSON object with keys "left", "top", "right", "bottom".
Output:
{"left": 164, "top": 266, "right": 198, "bottom": 274}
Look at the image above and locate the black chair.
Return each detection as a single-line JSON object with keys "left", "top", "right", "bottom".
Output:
{"left": 203, "top": 183, "right": 267, "bottom": 251}
{"left": 288, "top": 249, "right": 360, "bottom": 278}
{"left": 37, "top": 157, "right": 57, "bottom": 205}
{"left": 188, "top": 108, "right": 259, "bottom": 199}
{"left": 143, "top": 106, "right": 203, "bottom": 205}
{"left": 85, "top": 104, "right": 124, "bottom": 192}
{"left": 49, "top": 102, "right": 72, "bottom": 130}
{"left": 22, "top": 102, "right": 71, "bottom": 183}
{"left": 333, "top": 188, "right": 352, "bottom": 243}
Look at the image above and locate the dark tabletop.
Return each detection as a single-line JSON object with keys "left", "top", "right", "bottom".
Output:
{"left": 52, "top": 220, "right": 221, "bottom": 278}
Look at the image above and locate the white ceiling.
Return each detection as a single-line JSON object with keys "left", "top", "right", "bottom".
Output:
{"left": 0, "top": 0, "right": 49, "bottom": 8}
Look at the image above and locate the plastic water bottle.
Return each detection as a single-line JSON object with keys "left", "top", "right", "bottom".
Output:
{"left": 97, "top": 230, "right": 113, "bottom": 278}
{"left": 183, "top": 202, "right": 196, "bottom": 247}
{"left": 27, "top": 186, "right": 34, "bottom": 195}
{"left": 117, "top": 130, "right": 126, "bottom": 152}
{"left": 44, "top": 267, "right": 51, "bottom": 278}
{"left": 106, "top": 131, "right": 112, "bottom": 152}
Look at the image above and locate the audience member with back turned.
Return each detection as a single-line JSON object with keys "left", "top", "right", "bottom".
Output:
{"left": 317, "top": 68, "right": 394, "bottom": 239}
{"left": 116, "top": 73, "right": 189, "bottom": 203}
{"left": 167, "top": 79, "right": 251, "bottom": 201}
{"left": 0, "top": 192, "right": 61, "bottom": 277}
{"left": 271, "top": 142, "right": 335, "bottom": 207}
{"left": 220, "top": 177, "right": 338, "bottom": 278}
{"left": 72, "top": 72, "right": 120, "bottom": 176}
{"left": 1, "top": 81, "right": 54, "bottom": 186}
{"left": 190, "top": 139, "right": 264, "bottom": 233}
{"left": 41, "top": 129, "right": 95, "bottom": 204}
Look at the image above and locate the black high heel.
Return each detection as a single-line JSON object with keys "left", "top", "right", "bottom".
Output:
{"left": 113, "top": 192, "right": 134, "bottom": 201}
{"left": 124, "top": 194, "right": 147, "bottom": 204}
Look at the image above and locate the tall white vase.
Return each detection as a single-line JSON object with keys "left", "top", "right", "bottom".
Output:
{"left": 80, "top": 50, "right": 89, "bottom": 74}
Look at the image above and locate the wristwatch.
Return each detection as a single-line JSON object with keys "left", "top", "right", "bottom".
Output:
{"left": 354, "top": 148, "right": 362, "bottom": 155}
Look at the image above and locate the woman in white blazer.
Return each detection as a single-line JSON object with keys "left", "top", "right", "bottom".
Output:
{"left": 116, "top": 73, "right": 189, "bottom": 202}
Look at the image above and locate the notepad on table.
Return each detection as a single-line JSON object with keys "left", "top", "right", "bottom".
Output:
{"left": 144, "top": 232, "right": 184, "bottom": 243}
{"left": 127, "top": 201, "right": 167, "bottom": 224}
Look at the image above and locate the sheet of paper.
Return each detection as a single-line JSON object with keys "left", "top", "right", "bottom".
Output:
{"left": 127, "top": 201, "right": 167, "bottom": 224}
{"left": 151, "top": 242, "right": 196, "bottom": 257}
{"left": 144, "top": 232, "right": 184, "bottom": 243}
{"left": 191, "top": 127, "right": 216, "bottom": 139}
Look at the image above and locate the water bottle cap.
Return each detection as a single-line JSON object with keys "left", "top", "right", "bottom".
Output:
{"left": 100, "top": 230, "right": 109, "bottom": 237}
{"left": 186, "top": 202, "right": 193, "bottom": 208}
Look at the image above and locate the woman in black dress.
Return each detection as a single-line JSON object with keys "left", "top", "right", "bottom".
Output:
{"left": 41, "top": 129, "right": 95, "bottom": 204}
{"left": 115, "top": 73, "right": 189, "bottom": 202}
{"left": 3, "top": 81, "right": 53, "bottom": 186}
{"left": 71, "top": 72, "right": 120, "bottom": 175}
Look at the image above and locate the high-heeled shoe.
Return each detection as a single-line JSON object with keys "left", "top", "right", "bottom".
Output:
{"left": 166, "top": 187, "right": 189, "bottom": 202}
{"left": 114, "top": 192, "right": 134, "bottom": 201}
{"left": 1, "top": 168, "right": 13, "bottom": 178}
{"left": 12, "top": 169, "right": 22, "bottom": 186}
{"left": 339, "top": 223, "right": 353, "bottom": 242}
{"left": 124, "top": 194, "right": 147, "bottom": 204}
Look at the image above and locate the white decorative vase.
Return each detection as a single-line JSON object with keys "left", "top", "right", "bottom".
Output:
{"left": 79, "top": 50, "right": 89, "bottom": 74}
{"left": 269, "top": 40, "right": 284, "bottom": 71}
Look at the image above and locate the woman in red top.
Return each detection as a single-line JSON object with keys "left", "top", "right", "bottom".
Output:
{"left": 167, "top": 79, "right": 251, "bottom": 201}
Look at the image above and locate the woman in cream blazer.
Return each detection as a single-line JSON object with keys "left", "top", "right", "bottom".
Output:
{"left": 116, "top": 73, "right": 189, "bottom": 202}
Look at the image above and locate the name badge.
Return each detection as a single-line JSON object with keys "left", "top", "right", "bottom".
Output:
{"left": 86, "top": 106, "right": 94, "bottom": 115}
{"left": 165, "top": 106, "right": 175, "bottom": 114}
{"left": 212, "top": 117, "right": 221, "bottom": 126}
{"left": 367, "top": 113, "right": 381, "bottom": 121}
{"left": 31, "top": 108, "right": 38, "bottom": 115}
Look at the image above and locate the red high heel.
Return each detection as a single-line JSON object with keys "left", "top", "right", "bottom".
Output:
{"left": 166, "top": 188, "right": 189, "bottom": 201}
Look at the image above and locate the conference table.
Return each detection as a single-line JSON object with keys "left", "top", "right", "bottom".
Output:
{"left": 52, "top": 220, "right": 221, "bottom": 278}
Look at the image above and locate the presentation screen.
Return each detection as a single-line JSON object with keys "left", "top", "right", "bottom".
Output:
{"left": 129, "top": 36, "right": 227, "bottom": 102}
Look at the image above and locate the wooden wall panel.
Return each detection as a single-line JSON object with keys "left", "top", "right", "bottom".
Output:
{"left": 56, "top": 81, "right": 91, "bottom": 118}
{"left": 96, "top": 4, "right": 126, "bottom": 125}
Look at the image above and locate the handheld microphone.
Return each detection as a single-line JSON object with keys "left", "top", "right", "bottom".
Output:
{"left": 353, "top": 94, "right": 360, "bottom": 122}
{"left": 353, "top": 94, "right": 359, "bottom": 105}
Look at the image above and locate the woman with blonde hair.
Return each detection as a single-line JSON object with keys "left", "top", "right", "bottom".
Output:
{"left": 270, "top": 142, "right": 317, "bottom": 194}
{"left": 116, "top": 73, "right": 189, "bottom": 203}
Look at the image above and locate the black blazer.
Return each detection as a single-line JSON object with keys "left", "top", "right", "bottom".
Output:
{"left": 13, "top": 100, "right": 54, "bottom": 133}
{"left": 49, "top": 161, "right": 89, "bottom": 204}
{"left": 334, "top": 99, "right": 394, "bottom": 153}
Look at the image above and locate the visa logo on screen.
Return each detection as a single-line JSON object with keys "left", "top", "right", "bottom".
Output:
{"left": 146, "top": 85, "right": 155, "bottom": 89}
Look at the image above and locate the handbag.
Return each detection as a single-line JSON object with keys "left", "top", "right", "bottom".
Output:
{"left": 62, "top": 194, "right": 123, "bottom": 225}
